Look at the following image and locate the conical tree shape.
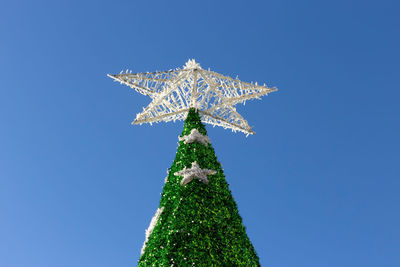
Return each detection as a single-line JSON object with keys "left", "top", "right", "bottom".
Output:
{"left": 138, "top": 108, "right": 260, "bottom": 266}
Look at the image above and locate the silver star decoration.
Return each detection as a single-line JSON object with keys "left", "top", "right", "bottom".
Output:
{"left": 178, "top": 129, "right": 210, "bottom": 145}
{"left": 174, "top": 162, "right": 216, "bottom": 186}
{"left": 107, "top": 59, "right": 277, "bottom": 135}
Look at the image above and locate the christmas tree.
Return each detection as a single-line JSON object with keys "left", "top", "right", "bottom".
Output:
{"left": 139, "top": 108, "right": 259, "bottom": 266}
{"left": 108, "top": 60, "right": 276, "bottom": 266}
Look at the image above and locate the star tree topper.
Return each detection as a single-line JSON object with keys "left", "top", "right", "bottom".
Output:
{"left": 108, "top": 59, "right": 277, "bottom": 135}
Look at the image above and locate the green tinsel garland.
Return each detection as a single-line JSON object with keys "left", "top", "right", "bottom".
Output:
{"left": 138, "top": 108, "right": 260, "bottom": 266}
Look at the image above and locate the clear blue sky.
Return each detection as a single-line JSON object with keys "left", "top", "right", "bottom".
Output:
{"left": 1, "top": 0, "right": 399, "bottom": 266}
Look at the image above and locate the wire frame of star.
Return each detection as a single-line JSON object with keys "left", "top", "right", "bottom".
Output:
{"left": 108, "top": 60, "right": 277, "bottom": 135}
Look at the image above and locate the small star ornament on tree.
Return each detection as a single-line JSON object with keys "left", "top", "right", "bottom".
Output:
{"left": 174, "top": 161, "right": 217, "bottom": 186}
{"left": 179, "top": 128, "right": 210, "bottom": 145}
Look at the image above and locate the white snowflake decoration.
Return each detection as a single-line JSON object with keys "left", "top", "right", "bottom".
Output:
{"left": 141, "top": 206, "right": 164, "bottom": 255}
{"left": 178, "top": 129, "right": 210, "bottom": 145}
{"left": 108, "top": 59, "right": 277, "bottom": 135}
{"left": 174, "top": 162, "right": 216, "bottom": 186}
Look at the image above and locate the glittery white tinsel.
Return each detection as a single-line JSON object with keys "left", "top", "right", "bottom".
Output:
{"left": 141, "top": 206, "right": 164, "bottom": 255}
{"left": 178, "top": 129, "right": 210, "bottom": 145}
{"left": 174, "top": 162, "right": 216, "bottom": 186}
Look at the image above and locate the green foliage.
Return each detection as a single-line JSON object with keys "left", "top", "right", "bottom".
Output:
{"left": 138, "top": 108, "right": 260, "bottom": 266}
